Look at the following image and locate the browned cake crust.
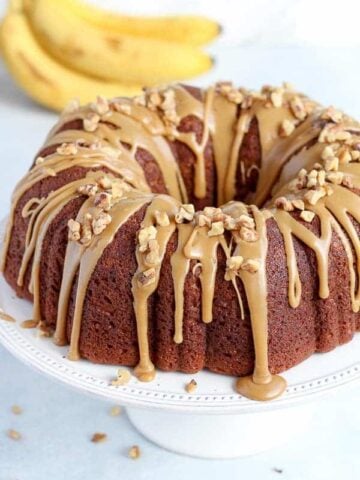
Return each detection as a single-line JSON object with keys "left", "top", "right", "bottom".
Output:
{"left": 2, "top": 82, "right": 360, "bottom": 401}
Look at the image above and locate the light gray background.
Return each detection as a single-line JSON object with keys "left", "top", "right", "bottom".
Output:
{"left": 1, "top": 1, "right": 360, "bottom": 478}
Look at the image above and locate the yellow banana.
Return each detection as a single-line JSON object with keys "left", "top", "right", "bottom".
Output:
{"left": 26, "top": 0, "right": 213, "bottom": 86}
{"left": 42, "top": 0, "right": 220, "bottom": 47}
{"left": 0, "top": 10, "right": 143, "bottom": 112}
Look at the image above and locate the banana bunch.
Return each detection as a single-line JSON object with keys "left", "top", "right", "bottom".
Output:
{"left": 0, "top": 0, "right": 219, "bottom": 112}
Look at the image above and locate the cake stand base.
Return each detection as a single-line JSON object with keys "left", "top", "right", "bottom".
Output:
{"left": 126, "top": 402, "right": 316, "bottom": 459}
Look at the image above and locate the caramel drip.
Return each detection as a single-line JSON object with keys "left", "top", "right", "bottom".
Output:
{"left": 211, "top": 94, "right": 238, "bottom": 205}
{"left": 183, "top": 226, "right": 226, "bottom": 324}
{"left": 171, "top": 224, "right": 192, "bottom": 344}
{"left": 224, "top": 111, "right": 252, "bottom": 203}
{"left": 132, "top": 196, "right": 179, "bottom": 381}
{"left": 223, "top": 205, "right": 286, "bottom": 400}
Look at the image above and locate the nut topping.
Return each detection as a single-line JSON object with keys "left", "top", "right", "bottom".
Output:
{"left": 279, "top": 119, "right": 296, "bottom": 137}
{"left": 175, "top": 204, "right": 195, "bottom": 223}
{"left": 300, "top": 210, "right": 315, "bottom": 223}
{"left": 137, "top": 268, "right": 156, "bottom": 287}
{"left": 83, "top": 113, "right": 100, "bottom": 132}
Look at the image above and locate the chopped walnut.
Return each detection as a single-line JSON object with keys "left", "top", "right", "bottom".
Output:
{"left": 175, "top": 204, "right": 195, "bottom": 223}
{"left": 292, "top": 199, "right": 305, "bottom": 211}
{"left": 94, "top": 192, "right": 112, "bottom": 211}
{"left": 11, "top": 405, "right": 22, "bottom": 415}
{"left": 80, "top": 213, "right": 93, "bottom": 245}
{"left": 7, "top": 429, "right": 21, "bottom": 441}
{"left": 321, "top": 145, "right": 337, "bottom": 160}
{"left": 185, "top": 379, "right": 197, "bottom": 393}
{"left": 319, "top": 124, "right": 351, "bottom": 143}
{"left": 300, "top": 210, "right": 315, "bottom": 223}
{"left": 42, "top": 167, "right": 56, "bottom": 177}
{"left": 279, "top": 119, "right": 296, "bottom": 137}
{"left": 144, "top": 248, "right": 161, "bottom": 267}
{"left": 304, "top": 188, "right": 327, "bottom": 205}
{"left": 21, "top": 319, "right": 39, "bottom": 329}
{"left": 326, "top": 171, "right": 344, "bottom": 185}
{"left": 290, "top": 96, "right": 307, "bottom": 121}
{"left": 225, "top": 255, "right": 244, "bottom": 280}
{"left": 56, "top": 142, "right": 78, "bottom": 156}
{"left": 196, "top": 213, "right": 211, "bottom": 227}
{"left": 338, "top": 148, "right": 352, "bottom": 164}
{"left": 92, "top": 211, "right": 112, "bottom": 235}
{"left": 342, "top": 175, "right": 353, "bottom": 188}
{"left": 237, "top": 214, "right": 255, "bottom": 230}
{"left": 208, "top": 221, "right": 224, "bottom": 237}
{"left": 63, "top": 98, "right": 80, "bottom": 114}
{"left": 68, "top": 219, "right": 81, "bottom": 241}
{"left": 83, "top": 113, "right": 100, "bottom": 132}
{"left": 275, "top": 196, "right": 294, "bottom": 212}
{"left": 98, "top": 176, "right": 113, "bottom": 190}
{"left": 111, "top": 368, "right": 131, "bottom": 386}
{"left": 241, "top": 259, "right": 260, "bottom": 273}
{"left": 154, "top": 211, "right": 170, "bottom": 227}
{"left": 37, "top": 321, "right": 52, "bottom": 337}
{"left": 112, "top": 102, "right": 131, "bottom": 114}
{"left": 324, "top": 156, "right": 339, "bottom": 172}
{"left": 91, "top": 432, "right": 107, "bottom": 443}
{"left": 138, "top": 226, "right": 157, "bottom": 252}
{"left": 270, "top": 88, "right": 284, "bottom": 108}
{"left": 218, "top": 83, "right": 244, "bottom": 104}
{"left": 321, "top": 106, "right": 343, "bottom": 123}
{"left": 78, "top": 183, "right": 98, "bottom": 197}
{"left": 137, "top": 268, "right": 156, "bottom": 287}
{"left": 128, "top": 445, "right": 141, "bottom": 459}
{"left": 91, "top": 96, "right": 109, "bottom": 116}
{"left": 109, "top": 406, "right": 122, "bottom": 417}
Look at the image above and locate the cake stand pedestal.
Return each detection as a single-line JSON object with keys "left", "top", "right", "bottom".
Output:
{"left": 126, "top": 402, "right": 316, "bottom": 458}
{"left": 0, "top": 275, "right": 359, "bottom": 459}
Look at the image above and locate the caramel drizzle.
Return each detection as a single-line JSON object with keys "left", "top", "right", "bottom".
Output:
{"left": 3, "top": 83, "right": 360, "bottom": 402}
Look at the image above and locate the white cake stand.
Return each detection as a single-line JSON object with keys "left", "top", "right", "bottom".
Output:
{"left": 0, "top": 274, "right": 359, "bottom": 458}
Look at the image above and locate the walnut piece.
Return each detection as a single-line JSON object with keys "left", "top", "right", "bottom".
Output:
{"left": 300, "top": 210, "right": 315, "bottom": 223}
{"left": 56, "top": 142, "right": 78, "bottom": 156}
{"left": 137, "top": 268, "right": 156, "bottom": 287}
{"left": 175, "top": 204, "right": 195, "bottom": 223}
{"left": 92, "top": 211, "right": 112, "bottom": 235}
{"left": 68, "top": 219, "right": 81, "bottom": 241}
{"left": 138, "top": 226, "right": 157, "bottom": 252}
{"left": 111, "top": 368, "right": 131, "bottom": 386}
{"left": 185, "top": 379, "right": 198, "bottom": 393}
{"left": 11, "top": 405, "right": 22, "bottom": 415}
{"left": 109, "top": 406, "right": 122, "bottom": 417}
{"left": 7, "top": 429, "right": 21, "bottom": 441}
{"left": 208, "top": 221, "right": 224, "bottom": 237}
{"left": 91, "top": 95, "right": 109, "bottom": 116}
{"left": 290, "top": 96, "right": 307, "bottom": 120}
{"left": 83, "top": 113, "right": 100, "bottom": 132}
{"left": 275, "top": 196, "right": 294, "bottom": 212}
{"left": 154, "top": 210, "right": 170, "bottom": 227}
{"left": 128, "top": 445, "right": 141, "bottom": 460}
{"left": 279, "top": 119, "right": 295, "bottom": 137}
{"left": 91, "top": 433, "right": 107, "bottom": 443}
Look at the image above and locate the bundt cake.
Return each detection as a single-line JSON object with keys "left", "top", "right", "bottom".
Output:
{"left": 2, "top": 82, "right": 360, "bottom": 401}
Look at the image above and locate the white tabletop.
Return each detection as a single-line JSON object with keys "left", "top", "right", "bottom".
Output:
{"left": 1, "top": 42, "right": 360, "bottom": 479}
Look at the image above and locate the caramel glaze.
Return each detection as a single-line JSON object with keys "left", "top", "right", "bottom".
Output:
{"left": 2, "top": 83, "right": 360, "bottom": 401}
